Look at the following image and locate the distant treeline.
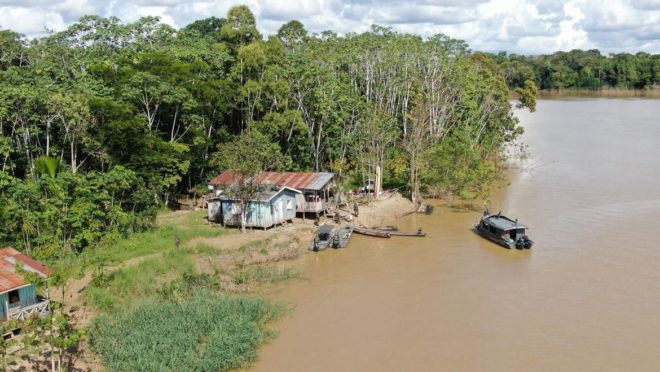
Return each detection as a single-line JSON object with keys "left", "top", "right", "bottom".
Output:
{"left": 491, "top": 50, "right": 660, "bottom": 90}
{"left": 0, "top": 7, "right": 533, "bottom": 259}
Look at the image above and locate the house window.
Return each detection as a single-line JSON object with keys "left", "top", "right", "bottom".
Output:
{"left": 231, "top": 203, "right": 242, "bottom": 215}
{"left": 286, "top": 199, "right": 293, "bottom": 211}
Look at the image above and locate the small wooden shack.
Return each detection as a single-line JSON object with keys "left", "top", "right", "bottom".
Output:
{"left": 0, "top": 247, "right": 51, "bottom": 322}
{"left": 208, "top": 186, "right": 301, "bottom": 229}
{"left": 209, "top": 171, "right": 336, "bottom": 217}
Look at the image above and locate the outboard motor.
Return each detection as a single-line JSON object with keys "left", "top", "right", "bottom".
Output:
{"left": 518, "top": 235, "right": 533, "bottom": 249}
{"left": 515, "top": 239, "right": 525, "bottom": 250}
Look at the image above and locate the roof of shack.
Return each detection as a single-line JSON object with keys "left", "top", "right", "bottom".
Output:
{"left": 209, "top": 171, "right": 334, "bottom": 191}
{"left": 0, "top": 247, "right": 52, "bottom": 293}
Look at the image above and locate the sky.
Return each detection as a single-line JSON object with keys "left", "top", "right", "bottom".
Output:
{"left": 0, "top": 0, "right": 659, "bottom": 54}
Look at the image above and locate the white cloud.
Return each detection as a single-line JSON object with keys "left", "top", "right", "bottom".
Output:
{"left": 556, "top": 1, "right": 593, "bottom": 50}
{"left": 0, "top": 0, "right": 658, "bottom": 54}
{"left": 0, "top": 6, "right": 68, "bottom": 34}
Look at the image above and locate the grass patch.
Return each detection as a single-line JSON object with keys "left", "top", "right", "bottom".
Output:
{"left": 90, "top": 291, "right": 283, "bottom": 372}
{"left": 157, "top": 272, "right": 222, "bottom": 300}
{"left": 70, "top": 210, "right": 300, "bottom": 370}
{"left": 85, "top": 249, "right": 196, "bottom": 312}
{"left": 56, "top": 210, "right": 229, "bottom": 272}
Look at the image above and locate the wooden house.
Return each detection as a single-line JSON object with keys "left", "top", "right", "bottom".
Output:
{"left": 209, "top": 172, "right": 336, "bottom": 217}
{"left": 0, "top": 247, "right": 51, "bottom": 322}
{"left": 208, "top": 186, "right": 301, "bottom": 229}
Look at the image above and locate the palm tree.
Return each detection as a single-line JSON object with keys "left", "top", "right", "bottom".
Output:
{"left": 34, "top": 156, "right": 60, "bottom": 179}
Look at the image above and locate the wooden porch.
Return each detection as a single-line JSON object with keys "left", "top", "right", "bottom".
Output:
{"left": 5, "top": 299, "right": 50, "bottom": 321}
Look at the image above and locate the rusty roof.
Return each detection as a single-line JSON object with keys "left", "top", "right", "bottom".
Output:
{"left": 217, "top": 186, "right": 302, "bottom": 202}
{"left": 0, "top": 247, "right": 52, "bottom": 293}
{"left": 209, "top": 171, "right": 335, "bottom": 191}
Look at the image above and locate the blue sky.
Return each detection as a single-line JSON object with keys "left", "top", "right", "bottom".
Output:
{"left": 0, "top": 0, "right": 659, "bottom": 54}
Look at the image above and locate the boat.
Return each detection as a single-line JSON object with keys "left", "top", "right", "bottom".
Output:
{"left": 371, "top": 225, "right": 398, "bottom": 231}
{"left": 364, "top": 226, "right": 426, "bottom": 237}
{"left": 332, "top": 225, "right": 354, "bottom": 248}
{"left": 371, "top": 225, "right": 426, "bottom": 237}
{"left": 475, "top": 210, "right": 533, "bottom": 249}
{"left": 353, "top": 226, "right": 391, "bottom": 238}
{"left": 310, "top": 225, "right": 338, "bottom": 251}
{"left": 388, "top": 229, "right": 426, "bottom": 237}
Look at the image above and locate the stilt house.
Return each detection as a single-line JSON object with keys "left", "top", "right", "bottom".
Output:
{"left": 207, "top": 186, "right": 301, "bottom": 229}
{"left": 1, "top": 247, "right": 51, "bottom": 322}
{"left": 209, "top": 172, "right": 336, "bottom": 217}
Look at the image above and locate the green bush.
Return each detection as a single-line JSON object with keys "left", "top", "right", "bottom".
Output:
{"left": 90, "top": 292, "right": 282, "bottom": 372}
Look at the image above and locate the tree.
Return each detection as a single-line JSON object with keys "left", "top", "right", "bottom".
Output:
{"left": 514, "top": 79, "right": 538, "bottom": 112}
{"left": 277, "top": 21, "right": 307, "bottom": 46}
{"left": 355, "top": 109, "right": 397, "bottom": 199}
{"left": 212, "top": 131, "right": 284, "bottom": 232}
{"left": 34, "top": 156, "right": 60, "bottom": 179}
{"left": 181, "top": 17, "right": 226, "bottom": 38}
{"left": 219, "top": 5, "right": 261, "bottom": 47}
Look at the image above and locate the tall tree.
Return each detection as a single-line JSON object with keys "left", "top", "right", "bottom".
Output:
{"left": 212, "top": 131, "right": 283, "bottom": 232}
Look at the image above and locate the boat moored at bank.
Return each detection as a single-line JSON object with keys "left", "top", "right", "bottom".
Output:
{"left": 310, "top": 225, "right": 338, "bottom": 251}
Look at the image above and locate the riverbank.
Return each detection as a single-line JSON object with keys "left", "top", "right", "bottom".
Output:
{"left": 7, "top": 194, "right": 416, "bottom": 371}
{"left": 351, "top": 192, "right": 417, "bottom": 227}
{"left": 537, "top": 87, "right": 660, "bottom": 98}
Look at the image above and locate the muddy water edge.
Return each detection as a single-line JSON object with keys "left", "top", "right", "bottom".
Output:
{"left": 252, "top": 98, "right": 660, "bottom": 372}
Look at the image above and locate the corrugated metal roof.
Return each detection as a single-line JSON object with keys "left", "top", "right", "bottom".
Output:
{"left": 218, "top": 186, "right": 301, "bottom": 202}
{"left": 210, "top": 171, "right": 335, "bottom": 191}
{"left": 0, "top": 247, "right": 52, "bottom": 293}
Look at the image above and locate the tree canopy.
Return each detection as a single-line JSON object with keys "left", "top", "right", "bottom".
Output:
{"left": 0, "top": 8, "right": 535, "bottom": 259}
{"left": 492, "top": 49, "right": 660, "bottom": 90}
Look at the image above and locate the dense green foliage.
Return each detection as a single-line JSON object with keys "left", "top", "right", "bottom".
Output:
{"left": 493, "top": 49, "right": 660, "bottom": 90}
{"left": 1, "top": 7, "right": 530, "bottom": 258}
{"left": 90, "top": 292, "right": 282, "bottom": 372}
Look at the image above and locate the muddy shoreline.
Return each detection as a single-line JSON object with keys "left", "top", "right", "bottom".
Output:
{"left": 9, "top": 194, "right": 417, "bottom": 371}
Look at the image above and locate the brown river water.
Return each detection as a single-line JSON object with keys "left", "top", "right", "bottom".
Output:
{"left": 252, "top": 98, "right": 660, "bottom": 372}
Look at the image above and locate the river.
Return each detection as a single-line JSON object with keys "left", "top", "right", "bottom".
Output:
{"left": 252, "top": 98, "right": 660, "bottom": 372}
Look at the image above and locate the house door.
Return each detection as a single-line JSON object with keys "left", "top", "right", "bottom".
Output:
{"left": 8, "top": 289, "right": 20, "bottom": 311}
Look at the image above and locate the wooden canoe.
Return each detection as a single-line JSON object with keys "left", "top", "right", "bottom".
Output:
{"left": 388, "top": 231, "right": 426, "bottom": 237}
{"left": 370, "top": 225, "right": 398, "bottom": 231}
{"left": 369, "top": 225, "right": 426, "bottom": 237}
{"left": 353, "top": 226, "right": 391, "bottom": 238}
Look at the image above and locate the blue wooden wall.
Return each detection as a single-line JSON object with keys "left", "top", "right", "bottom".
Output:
{"left": 19, "top": 285, "right": 38, "bottom": 307}
{"left": 0, "top": 292, "right": 6, "bottom": 318}
{"left": 222, "top": 188, "right": 298, "bottom": 228}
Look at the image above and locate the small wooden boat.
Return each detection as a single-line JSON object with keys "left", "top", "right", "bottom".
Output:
{"left": 371, "top": 225, "right": 398, "bottom": 231}
{"left": 369, "top": 225, "right": 425, "bottom": 237}
{"left": 388, "top": 229, "right": 426, "bottom": 237}
{"left": 353, "top": 226, "right": 391, "bottom": 238}
{"left": 475, "top": 210, "right": 533, "bottom": 249}
{"left": 310, "top": 225, "right": 338, "bottom": 251}
{"left": 332, "top": 225, "right": 354, "bottom": 248}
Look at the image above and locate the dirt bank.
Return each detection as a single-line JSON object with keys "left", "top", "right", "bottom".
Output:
{"left": 9, "top": 194, "right": 415, "bottom": 371}
{"left": 350, "top": 192, "right": 417, "bottom": 227}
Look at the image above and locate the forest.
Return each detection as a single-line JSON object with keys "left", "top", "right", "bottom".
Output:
{"left": 0, "top": 6, "right": 534, "bottom": 261}
{"left": 492, "top": 49, "right": 660, "bottom": 90}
